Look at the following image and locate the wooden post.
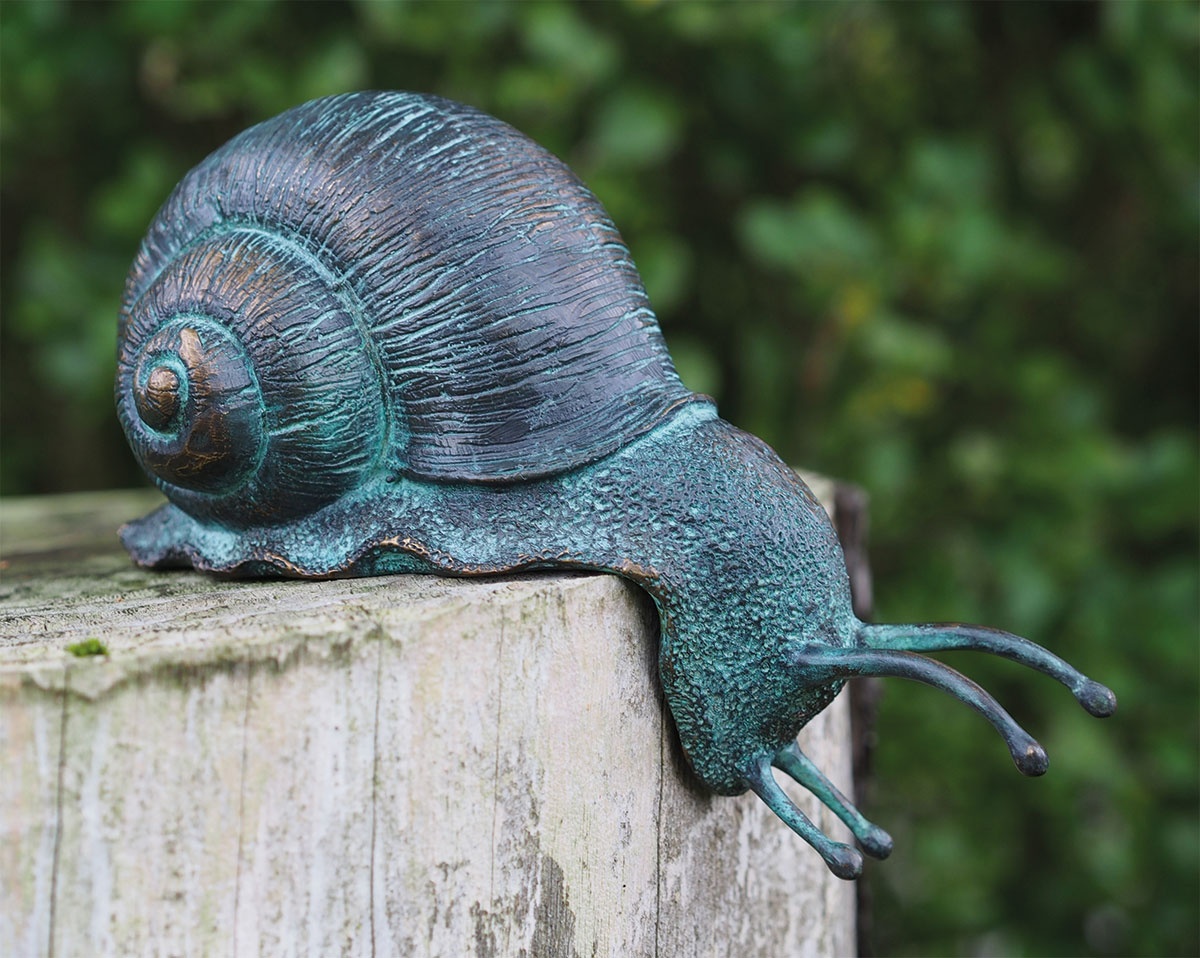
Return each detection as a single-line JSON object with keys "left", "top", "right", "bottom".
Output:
{"left": 1, "top": 485, "right": 859, "bottom": 957}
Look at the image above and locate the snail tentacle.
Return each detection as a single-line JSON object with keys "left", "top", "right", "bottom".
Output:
{"left": 773, "top": 742, "right": 892, "bottom": 860}
{"left": 744, "top": 756, "right": 863, "bottom": 881}
{"left": 857, "top": 622, "right": 1117, "bottom": 717}
{"left": 790, "top": 644, "right": 1049, "bottom": 777}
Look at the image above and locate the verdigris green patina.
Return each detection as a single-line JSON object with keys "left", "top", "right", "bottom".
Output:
{"left": 114, "top": 91, "right": 1115, "bottom": 880}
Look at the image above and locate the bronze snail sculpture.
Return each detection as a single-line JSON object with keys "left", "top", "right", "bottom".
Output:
{"left": 116, "top": 91, "right": 1115, "bottom": 880}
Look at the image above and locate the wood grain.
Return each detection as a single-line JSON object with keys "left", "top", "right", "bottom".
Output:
{"left": 0, "top": 487, "right": 855, "bottom": 957}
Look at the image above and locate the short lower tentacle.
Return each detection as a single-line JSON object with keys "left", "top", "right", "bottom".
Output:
{"left": 857, "top": 622, "right": 1117, "bottom": 717}
{"left": 773, "top": 742, "right": 893, "bottom": 859}
{"left": 790, "top": 645, "right": 1049, "bottom": 776}
{"left": 745, "top": 757, "right": 863, "bottom": 880}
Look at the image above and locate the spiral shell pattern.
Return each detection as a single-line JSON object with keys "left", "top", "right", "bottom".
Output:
{"left": 116, "top": 91, "right": 696, "bottom": 526}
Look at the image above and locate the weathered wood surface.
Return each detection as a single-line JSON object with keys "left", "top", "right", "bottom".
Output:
{"left": 0, "top": 485, "right": 857, "bottom": 958}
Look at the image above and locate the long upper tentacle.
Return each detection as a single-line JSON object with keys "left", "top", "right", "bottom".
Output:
{"left": 790, "top": 645, "right": 1049, "bottom": 775}
{"left": 773, "top": 742, "right": 892, "bottom": 859}
{"left": 857, "top": 622, "right": 1116, "bottom": 717}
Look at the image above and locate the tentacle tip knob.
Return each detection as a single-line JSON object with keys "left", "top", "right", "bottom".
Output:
{"left": 863, "top": 826, "right": 894, "bottom": 860}
{"left": 825, "top": 844, "right": 864, "bottom": 881}
{"left": 1077, "top": 680, "right": 1117, "bottom": 718}
{"left": 1015, "top": 742, "right": 1049, "bottom": 777}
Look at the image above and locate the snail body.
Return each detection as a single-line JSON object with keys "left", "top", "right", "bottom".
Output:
{"left": 117, "top": 92, "right": 1114, "bottom": 880}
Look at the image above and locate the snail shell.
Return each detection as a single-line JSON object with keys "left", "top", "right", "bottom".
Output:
{"left": 117, "top": 91, "right": 697, "bottom": 525}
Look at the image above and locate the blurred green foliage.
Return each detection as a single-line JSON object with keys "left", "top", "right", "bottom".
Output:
{"left": 2, "top": 2, "right": 1196, "bottom": 954}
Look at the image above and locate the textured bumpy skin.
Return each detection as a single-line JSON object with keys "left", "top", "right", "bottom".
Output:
{"left": 117, "top": 91, "right": 1116, "bottom": 880}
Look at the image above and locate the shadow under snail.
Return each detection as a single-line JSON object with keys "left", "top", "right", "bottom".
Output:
{"left": 115, "top": 91, "right": 1116, "bottom": 880}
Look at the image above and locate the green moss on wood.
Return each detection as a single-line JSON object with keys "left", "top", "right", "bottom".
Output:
{"left": 67, "top": 638, "right": 109, "bottom": 657}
